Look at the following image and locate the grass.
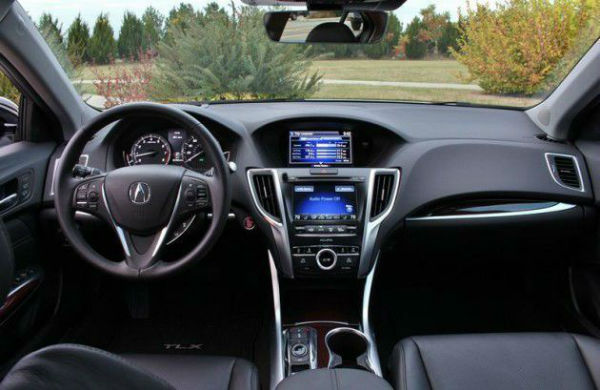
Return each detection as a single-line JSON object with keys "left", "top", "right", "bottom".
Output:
{"left": 312, "top": 84, "right": 540, "bottom": 107}
{"left": 309, "top": 59, "right": 469, "bottom": 84}
{"left": 77, "top": 59, "right": 540, "bottom": 108}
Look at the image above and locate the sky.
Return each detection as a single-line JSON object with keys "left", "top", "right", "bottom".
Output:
{"left": 18, "top": 0, "right": 470, "bottom": 34}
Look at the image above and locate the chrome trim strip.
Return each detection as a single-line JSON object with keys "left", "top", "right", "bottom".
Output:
{"left": 268, "top": 251, "right": 285, "bottom": 390}
{"left": 166, "top": 214, "right": 196, "bottom": 246}
{"left": 0, "top": 193, "right": 17, "bottom": 207}
{"left": 324, "top": 327, "right": 373, "bottom": 372}
{"left": 286, "top": 320, "right": 351, "bottom": 327}
{"left": 545, "top": 152, "right": 585, "bottom": 192}
{"left": 405, "top": 202, "right": 576, "bottom": 221}
{"left": 362, "top": 255, "right": 382, "bottom": 376}
{"left": 247, "top": 169, "right": 293, "bottom": 277}
{"left": 359, "top": 169, "right": 401, "bottom": 277}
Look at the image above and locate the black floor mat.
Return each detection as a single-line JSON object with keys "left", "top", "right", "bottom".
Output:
{"left": 61, "top": 247, "right": 270, "bottom": 363}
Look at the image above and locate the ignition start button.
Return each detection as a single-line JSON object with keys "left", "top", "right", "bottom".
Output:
{"left": 291, "top": 343, "right": 308, "bottom": 357}
{"left": 316, "top": 248, "right": 337, "bottom": 270}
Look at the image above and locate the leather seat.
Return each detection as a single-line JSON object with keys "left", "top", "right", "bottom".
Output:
{"left": 0, "top": 344, "right": 259, "bottom": 390}
{"left": 391, "top": 333, "right": 600, "bottom": 390}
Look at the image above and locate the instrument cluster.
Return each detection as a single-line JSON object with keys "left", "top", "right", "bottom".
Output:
{"left": 123, "top": 129, "right": 230, "bottom": 173}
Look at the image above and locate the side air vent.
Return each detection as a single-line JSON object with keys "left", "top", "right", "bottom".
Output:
{"left": 252, "top": 173, "right": 281, "bottom": 220}
{"left": 546, "top": 153, "right": 583, "bottom": 191}
{"left": 371, "top": 173, "right": 396, "bottom": 218}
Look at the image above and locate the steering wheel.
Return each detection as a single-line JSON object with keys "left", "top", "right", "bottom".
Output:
{"left": 54, "top": 103, "right": 231, "bottom": 279}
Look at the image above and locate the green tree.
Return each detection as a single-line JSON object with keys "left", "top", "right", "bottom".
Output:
{"left": 164, "top": 3, "right": 197, "bottom": 42}
{"left": 38, "top": 13, "right": 63, "bottom": 45}
{"left": 404, "top": 17, "right": 427, "bottom": 59}
{"left": 142, "top": 6, "right": 164, "bottom": 52}
{"left": 438, "top": 21, "right": 459, "bottom": 56}
{"left": 67, "top": 14, "right": 90, "bottom": 65}
{"left": 89, "top": 13, "right": 116, "bottom": 64}
{"left": 118, "top": 12, "right": 144, "bottom": 60}
{"left": 152, "top": 5, "right": 321, "bottom": 101}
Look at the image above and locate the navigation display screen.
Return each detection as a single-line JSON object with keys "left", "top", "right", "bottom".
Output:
{"left": 293, "top": 184, "right": 357, "bottom": 221}
{"left": 289, "top": 131, "right": 352, "bottom": 166}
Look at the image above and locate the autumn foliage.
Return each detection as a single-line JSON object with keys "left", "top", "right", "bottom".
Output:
{"left": 91, "top": 53, "right": 154, "bottom": 108}
{"left": 453, "top": 0, "right": 599, "bottom": 95}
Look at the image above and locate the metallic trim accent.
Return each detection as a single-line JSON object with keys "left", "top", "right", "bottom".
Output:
{"left": 0, "top": 193, "right": 17, "bottom": 207}
{"left": 247, "top": 169, "right": 293, "bottom": 277}
{"left": 286, "top": 320, "right": 351, "bottom": 327}
{"left": 166, "top": 214, "right": 196, "bottom": 246}
{"left": 50, "top": 154, "right": 89, "bottom": 196}
{"left": 295, "top": 233, "right": 355, "bottom": 238}
{"left": 362, "top": 256, "right": 382, "bottom": 376}
{"left": 268, "top": 251, "right": 285, "bottom": 390}
{"left": 359, "top": 169, "right": 401, "bottom": 277}
{"left": 102, "top": 182, "right": 183, "bottom": 263}
{"left": 405, "top": 202, "right": 576, "bottom": 221}
{"left": 325, "top": 327, "right": 373, "bottom": 372}
{"left": 545, "top": 152, "right": 585, "bottom": 192}
{"left": 315, "top": 248, "right": 337, "bottom": 271}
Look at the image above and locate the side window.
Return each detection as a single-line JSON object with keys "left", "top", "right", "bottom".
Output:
{"left": 0, "top": 71, "right": 20, "bottom": 147}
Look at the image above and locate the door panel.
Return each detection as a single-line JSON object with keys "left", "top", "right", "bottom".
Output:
{"left": 0, "top": 140, "right": 55, "bottom": 360}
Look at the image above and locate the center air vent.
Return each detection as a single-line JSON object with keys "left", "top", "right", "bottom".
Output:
{"left": 252, "top": 173, "right": 281, "bottom": 220}
{"left": 370, "top": 173, "right": 396, "bottom": 218}
{"left": 546, "top": 153, "right": 583, "bottom": 191}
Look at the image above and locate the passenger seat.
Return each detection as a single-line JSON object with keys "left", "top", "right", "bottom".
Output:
{"left": 391, "top": 333, "right": 600, "bottom": 390}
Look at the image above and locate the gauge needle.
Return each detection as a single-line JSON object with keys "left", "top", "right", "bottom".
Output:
{"left": 135, "top": 151, "right": 158, "bottom": 158}
{"left": 185, "top": 151, "right": 204, "bottom": 162}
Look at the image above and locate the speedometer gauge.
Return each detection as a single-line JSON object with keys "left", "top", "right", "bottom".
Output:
{"left": 129, "top": 134, "right": 172, "bottom": 166}
{"left": 182, "top": 136, "right": 206, "bottom": 171}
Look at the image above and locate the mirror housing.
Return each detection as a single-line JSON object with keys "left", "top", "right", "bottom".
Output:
{"left": 264, "top": 10, "right": 388, "bottom": 44}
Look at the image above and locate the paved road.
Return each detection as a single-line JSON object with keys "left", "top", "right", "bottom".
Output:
{"left": 322, "top": 79, "right": 483, "bottom": 91}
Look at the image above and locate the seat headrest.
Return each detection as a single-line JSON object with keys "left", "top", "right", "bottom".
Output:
{"left": 306, "top": 22, "right": 357, "bottom": 43}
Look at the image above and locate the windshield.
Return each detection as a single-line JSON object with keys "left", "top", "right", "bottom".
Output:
{"left": 20, "top": 0, "right": 600, "bottom": 109}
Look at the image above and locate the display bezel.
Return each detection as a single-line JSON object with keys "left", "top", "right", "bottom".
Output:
{"left": 288, "top": 130, "right": 353, "bottom": 166}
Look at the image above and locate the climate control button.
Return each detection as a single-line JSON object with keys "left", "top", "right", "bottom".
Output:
{"left": 316, "top": 248, "right": 337, "bottom": 270}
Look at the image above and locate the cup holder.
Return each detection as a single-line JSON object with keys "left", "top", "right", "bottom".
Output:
{"left": 325, "top": 327, "right": 372, "bottom": 372}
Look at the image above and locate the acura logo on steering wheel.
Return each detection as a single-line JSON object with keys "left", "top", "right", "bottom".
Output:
{"left": 128, "top": 182, "right": 151, "bottom": 204}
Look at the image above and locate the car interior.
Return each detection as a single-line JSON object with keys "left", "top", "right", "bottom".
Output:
{"left": 0, "top": 0, "right": 599, "bottom": 389}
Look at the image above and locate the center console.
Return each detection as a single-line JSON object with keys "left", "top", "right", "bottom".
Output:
{"left": 249, "top": 128, "right": 401, "bottom": 388}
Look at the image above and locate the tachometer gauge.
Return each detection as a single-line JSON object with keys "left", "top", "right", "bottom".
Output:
{"left": 182, "top": 136, "right": 206, "bottom": 171}
{"left": 129, "top": 134, "right": 172, "bottom": 165}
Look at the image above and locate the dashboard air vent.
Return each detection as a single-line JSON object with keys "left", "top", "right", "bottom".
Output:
{"left": 371, "top": 173, "right": 395, "bottom": 218}
{"left": 546, "top": 153, "right": 582, "bottom": 191}
{"left": 252, "top": 173, "right": 281, "bottom": 220}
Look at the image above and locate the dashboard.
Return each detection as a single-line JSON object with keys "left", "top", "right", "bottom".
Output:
{"left": 46, "top": 101, "right": 596, "bottom": 280}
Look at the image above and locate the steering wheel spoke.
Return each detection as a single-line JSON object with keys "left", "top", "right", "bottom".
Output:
{"left": 176, "top": 171, "right": 213, "bottom": 217}
{"left": 72, "top": 175, "right": 111, "bottom": 221}
{"left": 115, "top": 225, "right": 170, "bottom": 270}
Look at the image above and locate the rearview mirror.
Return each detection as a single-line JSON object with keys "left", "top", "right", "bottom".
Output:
{"left": 263, "top": 11, "right": 388, "bottom": 44}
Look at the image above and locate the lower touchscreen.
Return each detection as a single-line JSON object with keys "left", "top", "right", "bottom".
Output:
{"left": 293, "top": 184, "right": 357, "bottom": 221}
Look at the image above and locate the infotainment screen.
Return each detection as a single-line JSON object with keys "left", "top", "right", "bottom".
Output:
{"left": 293, "top": 184, "right": 357, "bottom": 221}
{"left": 289, "top": 131, "right": 352, "bottom": 166}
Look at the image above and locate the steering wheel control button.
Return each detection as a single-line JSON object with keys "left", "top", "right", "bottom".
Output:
{"left": 181, "top": 178, "right": 211, "bottom": 212}
{"left": 74, "top": 179, "right": 105, "bottom": 212}
{"left": 316, "top": 248, "right": 337, "bottom": 270}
